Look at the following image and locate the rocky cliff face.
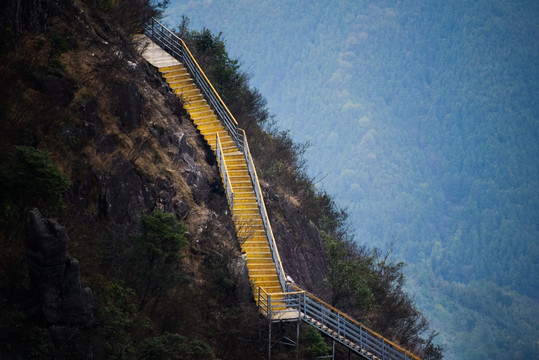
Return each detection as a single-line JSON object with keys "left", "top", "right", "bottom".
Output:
{"left": 265, "top": 186, "right": 328, "bottom": 294}
{"left": 0, "top": 0, "right": 330, "bottom": 357}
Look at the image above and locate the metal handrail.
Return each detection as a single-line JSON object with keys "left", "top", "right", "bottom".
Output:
{"left": 143, "top": 18, "right": 244, "bottom": 151}
{"left": 143, "top": 17, "right": 285, "bottom": 292}
{"left": 216, "top": 134, "right": 234, "bottom": 212}
{"left": 287, "top": 283, "right": 421, "bottom": 360}
{"left": 257, "top": 286, "right": 304, "bottom": 320}
{"left": 242, "top": 130, "right": 287, "bottom": 291}
{"left": 142, "top": 19, "right": 420, "bottom": 359}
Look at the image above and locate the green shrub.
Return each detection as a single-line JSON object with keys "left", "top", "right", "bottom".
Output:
{"left": 303, "top": 327, "right": 331, "bottom": 359}
{"left": 49, "top": 33, "right": 68, "bottom": 55}
{"left": 138, "top": 332, "right": 214, "bottom": 360}
{"left": 133, "top": 210, "right": 189, "bottom": 309}
{"left": 0, "top": 145, "right": 70, "bottom": 223}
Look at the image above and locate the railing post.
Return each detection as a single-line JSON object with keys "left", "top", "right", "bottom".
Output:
{"left": 303, "top": 292, "right": 307, "bottom": 320}
{"left": 337, "top": 312, "right": 340, "bottom": 337}
{"left": 359, "top": 325, "right": 363, "bottom": 350}
{"left": 268, "top": 293, "right": 272, "bottom": 320}
{"left": 258, "top": 287, "right": 261, "bottom": 312}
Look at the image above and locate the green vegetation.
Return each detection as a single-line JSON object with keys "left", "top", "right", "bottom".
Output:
{"left": 133, "top": 210, "right": 188, "bottom": 310}
{"left": 0, "top": 145, "right": 70, "bottom": 224}
{"left": 178, "top": 20, "right": 442, "bottom": 359}
{"left": 302, "top": 327, "right": 332, "bottom": 359}
{"left": 138, "top": 333, "right": 215, "bottom": 360}
{"left": 167, "top": 1, "right": 538, "bottom": 358}
{"left": 0, "top": 146, "right": 70, "bottom": 358}
{"left": 322, "top": 231, "right": 374, "bottom": 310}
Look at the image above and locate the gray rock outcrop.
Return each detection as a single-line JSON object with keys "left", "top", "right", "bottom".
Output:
{"left": 25, "top": 208, "right": 94, "bottom": 327}
{"left": 114, "top": 80, "right": 143, "bottom": 132}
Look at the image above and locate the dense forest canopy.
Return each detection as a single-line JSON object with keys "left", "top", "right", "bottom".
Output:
{"left": 165, "top": 1, "right": 539, "bottom": 359}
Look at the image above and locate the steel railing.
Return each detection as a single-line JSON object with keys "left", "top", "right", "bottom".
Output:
{"left": 286, "top": 283, "right": 420, "bottom": 360}
{"left": 241, "top": 129, "right": 287, "bottom": 291}
{"left": 216, "top": 134, "right": 234, "bottom": 213}
{"left": 142, "top": 19, "right": 420, "bottom": 359}
{"left": 143, "top": 17, "right": 286, "bottom": 292}
{"left": 143, "top": 18, "right": 244, "bottom": 151}
{"left": 257, "top": 287, "right": 304, "bottom": 320}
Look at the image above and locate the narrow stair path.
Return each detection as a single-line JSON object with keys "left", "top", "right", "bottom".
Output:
{"left": 137, "top": 34, "right": 285, "bottom": 306}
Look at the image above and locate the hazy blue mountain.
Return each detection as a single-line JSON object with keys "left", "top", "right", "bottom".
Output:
{"left": 165, "top": 1, "right": 539, "bottom": 359}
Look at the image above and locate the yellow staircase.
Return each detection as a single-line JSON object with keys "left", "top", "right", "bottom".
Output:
{"left": 137, "top": 35, "right": 285, "bottom": 304}
{"left": 138, "top": 21, "right": 421, "bottom": 358}
{"left": 163, "top": 63, "right": 283, "bottom": 294}
{"left": 166, "top": 63, "right": 285, "bottom": 302}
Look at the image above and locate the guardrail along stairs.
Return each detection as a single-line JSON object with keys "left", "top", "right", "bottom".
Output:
{"left": 137, "top": 21, "right": 286, "bottom": 307}
{"left": 138, "top": 18, "right": 421, "bottom": 360}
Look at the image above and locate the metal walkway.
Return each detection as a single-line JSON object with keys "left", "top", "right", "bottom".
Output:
{"left": 138, "top": 18, "right": 420, "bottom": 360}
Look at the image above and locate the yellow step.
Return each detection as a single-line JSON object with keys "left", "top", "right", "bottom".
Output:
{"left": 247, "top": 268, "right": 276, "bottom": 276}
{"left": 234, "top": 213, "right": 262, "bottom": 221}
{"left": 242, "top": 238, "right": 269, "bottom": 245}
{"left": 167, "top": 78, "right": 193, "bottom": 87}
{"left": 171, "top": 83, "right": 198, "bottom": 92}
{"left": 247, "top": 264, "right": 275, "bottom": 272}
{"left": 233, "top": 203, "right": 258, "bottom": 211}
{"left": 202, "top": 129, "right": 228, "bottom": 139}
{"left": 187, "top": 104, "right": 212, "bottom": 114}
{"left": 228, "top": 168, "right": 249, "bottom": 175}
{"left": 232, "top": 192, "right": 256, "bottom": 200}
{"left": 240, "top": 231, "right": 267, "bottom": 238}
{"left": 243, "top": 247, "right": 271, "bottom": 254}
{"left": 159, "top": 65, "right": 185, "bottom": 73}
{"left": 235, "top": 219, "right": 264, "bottom": 227}
{"left": 234, "top": 211, "right": 261, "bottom": 219}
{"left": 194, "top": 117, "right": 222, "bottom": 126}
{"left": 208, "top": 138, "right": 237, "bottom": 148}
{"left": 255, "top": 285, "right": 283, "bottom": 294}
{"left": 162, "top": 70, "right": 189, "bottom": 79}
{"left": 197, "top": 125, "right": 224, "bottom": 135}
{"left": 190, "top": 109, "right": 216, "bottom": 119}
{"left": 253, "top": 279, "right": 281, "bottom": 287}
{"left": 230, "top": 180, "right": 254, "bottom": 188}
{"left": 245, "top": 250, "right": 272, "bottom": 257}
{"left": 183, "top": 99, "right": 208, "bottom": 109}
{"left": 174, "top": 88, "right": 200, "bottom": 97}
{"left": 196, "top": 123, "right": 225, "bottom": 132}
{"left": 251, "top": 280, "right": 279, "bottom": 288}
{"left": 232, "top": 195, "right": 257, "bottom": 202}
{"left": 180, "top": 93, "right": 204, "bottom": 103}
{"left": 204, "top": 129, "right": 231, "bottom": 139}
{"left": 246, "top": 255, "right": 273, "bottom": 263}
{"left": 225, "top": 157, "right": 247, "bottom": 166}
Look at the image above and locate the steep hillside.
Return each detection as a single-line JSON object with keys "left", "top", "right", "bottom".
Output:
{"left": 166, "top": 1, "right": 538, "bottom": 359}
{"left": 0, "top": 1, "right": 441, "bottom": 359}
{"left": 0, "top": 1, "right": 335, "bottom": 358}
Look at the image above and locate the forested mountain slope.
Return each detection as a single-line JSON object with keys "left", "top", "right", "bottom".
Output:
{"left": 166, "top": 1, "right": 539, "bottom": 359}
{"left": 0, "top": 0, "right": 440, "bottom": 358}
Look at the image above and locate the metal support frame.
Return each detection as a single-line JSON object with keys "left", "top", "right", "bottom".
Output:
{"left": 266, "top": 319, "right": 301, "bottom": 360}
